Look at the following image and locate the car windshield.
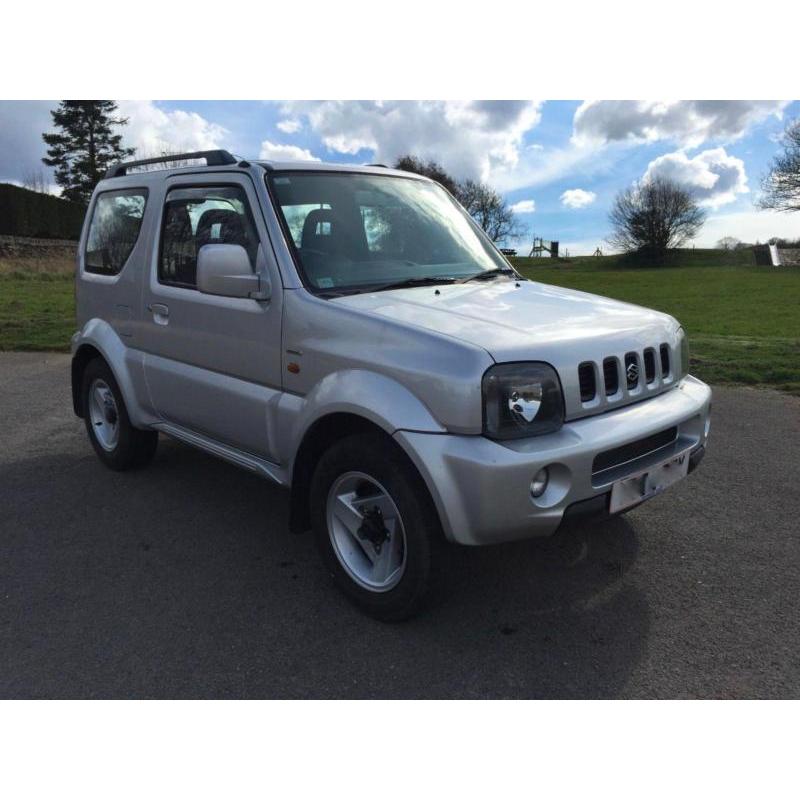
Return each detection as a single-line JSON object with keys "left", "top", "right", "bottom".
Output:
{"left": 267, "top": 171, "right": 511, "bottom": 294}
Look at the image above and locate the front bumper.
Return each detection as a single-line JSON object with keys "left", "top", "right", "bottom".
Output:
{"left": 395, "top": 375, "right": 711, "bottom": 545}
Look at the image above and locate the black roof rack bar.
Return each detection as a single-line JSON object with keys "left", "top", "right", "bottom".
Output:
{"left": 105, "top": 149, "right": 237, "bottom": 179}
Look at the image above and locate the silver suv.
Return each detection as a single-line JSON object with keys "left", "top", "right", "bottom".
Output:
{"left": 71, "top": 150, "right": 711, "bottom": 619}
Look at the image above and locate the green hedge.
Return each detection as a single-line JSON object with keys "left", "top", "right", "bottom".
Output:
{"left": 0, "top": 183, "right": 85, "bottom": 240}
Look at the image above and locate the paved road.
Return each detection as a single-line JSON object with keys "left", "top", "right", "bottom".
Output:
{"left": 1, "top": 352, "right": 798, "bottom": 698}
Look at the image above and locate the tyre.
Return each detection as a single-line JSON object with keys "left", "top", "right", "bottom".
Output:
{"left": 81, "top": 357, "right": 158, "bottom": 471}
{"left": 309, "top": 432, "right": 442, "bottom": 621}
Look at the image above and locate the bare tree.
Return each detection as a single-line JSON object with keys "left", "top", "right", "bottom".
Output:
{"left": 458, "top": 179, "right": 526, "bottom": 243}
{"left": 608, "top": 177, "right": 706, "bottom": 257}
{"left": 717, "top": 236, "right": 740, "bottom": 250}
{"left": 758, "top": 119, "right": 800, "bottom": 213}
{"left": 22, "top": 168, "right": 51, "bottom": 194}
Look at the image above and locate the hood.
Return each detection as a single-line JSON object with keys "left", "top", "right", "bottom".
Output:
{"left": 333, "top": 278, "right": 682, "bottom": 420}
{"left": 333, "top": 279, "right": 679, "bottom": 360}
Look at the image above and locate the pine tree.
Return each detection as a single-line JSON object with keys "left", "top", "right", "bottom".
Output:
{"left": 42, "top": 101, "right": 135, "bottom": 204}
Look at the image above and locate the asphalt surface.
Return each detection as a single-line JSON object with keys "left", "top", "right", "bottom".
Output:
{"left": 1, "top": 351, "right": 799, "bottom": 698}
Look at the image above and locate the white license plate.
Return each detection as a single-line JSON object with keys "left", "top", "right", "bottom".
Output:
{"left": 609, "top": 448, "right": 692, "bottom": 514}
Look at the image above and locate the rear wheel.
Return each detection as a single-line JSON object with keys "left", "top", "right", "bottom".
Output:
{"left": 81, "top": 358, "right": 158, "bottom": 471}
{"left": 310, "top": 432, "right": 442, "bottom": 621}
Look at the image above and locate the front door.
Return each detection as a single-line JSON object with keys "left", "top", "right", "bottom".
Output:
{"left": 140, "top": 173, "right": 283, "bottom": 460}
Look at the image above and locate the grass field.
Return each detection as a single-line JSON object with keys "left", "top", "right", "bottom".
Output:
{"left": 1, "top": 249, "right": 798, "bottom": 393}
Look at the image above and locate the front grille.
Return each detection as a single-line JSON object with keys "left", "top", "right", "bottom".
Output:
{"left": 602, "top": 358, "right": 619, "bottom": 396}
{"left": 660, "top": 344, "right": 670, "bottom": 377}
{"left": 578, "top": 362, "right": 596, "bottom": 401}
{"left": 573, "top": 341, "right": 674, "bottom": 414}
{"left": 592, "top": 426, "right": 678, "bottom": 475}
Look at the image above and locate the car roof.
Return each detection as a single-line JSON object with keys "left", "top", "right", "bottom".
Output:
{"left": 96, "top": 161, "right": 430, "bottom": 191}
{"left": 96, "top": 150, "right": 432, "bottom": 192}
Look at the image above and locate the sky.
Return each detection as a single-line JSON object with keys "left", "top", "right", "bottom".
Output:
{"left": 1, "top": 99, "right": 798, "bottom": 253}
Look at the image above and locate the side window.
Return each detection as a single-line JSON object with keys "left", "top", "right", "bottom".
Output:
{"left": 159, "top": 185, "right": 259, "bottom": 288}
{"left": 85, "top": 190, "right": 147, "bottom": 275}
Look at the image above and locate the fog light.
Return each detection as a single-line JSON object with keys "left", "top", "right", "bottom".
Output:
{"left": 530, "top": 467, "right": 549, "bottom": 498}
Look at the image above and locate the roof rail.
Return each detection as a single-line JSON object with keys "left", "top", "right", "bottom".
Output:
{"left": 105, "top": 149, "right": 238, "bottom": 179}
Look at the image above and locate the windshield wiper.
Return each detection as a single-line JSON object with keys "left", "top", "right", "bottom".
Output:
{"left": 457, "top": 268, "right": 515, "bottom": 284}
{"left": 370, "top": 276, "right": 458, "bottom": 293}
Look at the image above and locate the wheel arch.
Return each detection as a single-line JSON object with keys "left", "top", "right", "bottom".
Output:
{"left": 71, "top": 320, "right": 152, "bottom": 427}
{"left": 71, "top": 343, "right": 104, "bottom": 417}
{"left": 288, "top": 411, "right": 441, "bottom": 537}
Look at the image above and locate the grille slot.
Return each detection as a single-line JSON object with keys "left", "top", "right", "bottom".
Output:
{"left": 624, "top": 352, "right": 639, "bottom": 389}
{"left": 603, "top": 358, "right": 619, "bottom": 396}
{"left": 643, "top": 348, "right": 656, "bottom": 383}
{"left": 578, "top": 362, "right": 596, "bottom": 402}
{"left": 592, "top": 426, "right": 678, "bottom": 475}
{"left": 660, "top": 344, "right": 670, "bottom": 377}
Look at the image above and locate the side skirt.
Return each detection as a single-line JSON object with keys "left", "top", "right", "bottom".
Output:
{"left": 153, "top": 421, "right": 289, "bottom": 487}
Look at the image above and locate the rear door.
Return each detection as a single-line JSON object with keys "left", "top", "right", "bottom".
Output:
{"left": 139, "top": 172, "right": 283, "bottom": 460}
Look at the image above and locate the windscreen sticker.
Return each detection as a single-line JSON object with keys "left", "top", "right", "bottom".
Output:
{"left": 317, "top": 277, "right": 334, "bottom": 288}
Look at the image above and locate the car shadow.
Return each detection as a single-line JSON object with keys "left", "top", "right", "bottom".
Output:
{"left": 0, "top": 435, "right": 648, "bottom": 699}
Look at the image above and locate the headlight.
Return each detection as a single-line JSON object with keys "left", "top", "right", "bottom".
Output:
{"left": 482, "top": 362, "right": 564, "bottom": 440}
{"left": 679, "top": 328, "right": 690, "bottom": 377}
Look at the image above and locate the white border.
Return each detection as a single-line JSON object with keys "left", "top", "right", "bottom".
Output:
{"left": 1, "top": 700, "right": 797, "bottom": 798}
{"left": 2, "top": 1, "right": 797, "bottom": 98}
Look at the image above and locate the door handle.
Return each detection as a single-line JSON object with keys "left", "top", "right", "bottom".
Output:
{"left": 148, "top": 303, "right": 170, "bottom": 325}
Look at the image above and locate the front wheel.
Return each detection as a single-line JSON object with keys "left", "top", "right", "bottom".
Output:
{"left": 309, "top": 432, "right": 442, "bottom": 621}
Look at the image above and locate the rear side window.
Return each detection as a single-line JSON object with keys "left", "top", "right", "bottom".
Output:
{"left": 159, "top": 185, "right": 259, "bottom": 288}
{"left": 84, "top": 190, "right": 148, "bottom": 275}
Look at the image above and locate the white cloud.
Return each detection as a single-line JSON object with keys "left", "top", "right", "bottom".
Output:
{"left": 560, "top": 188, "right": 596, "bottom": 208}
{"left": 573, "top": 100, "right": 788, "bottom": 148}
{"left": 282, "top": 100, "right": 543, "bottom": 181}
{"left": 510, "top": 199, "right": 536, "bottom": 214}
{"left": 490, "top": 140, "right": 612, "bottom": 193}
{"left": 258, "top": 140, "right": 320, "bottom": 162}
{"left": 117, "top": 100, "right": 228, "bottom": 155}
{"left": 277, "top": 118, "right": 302, "bottom": 134}
{"left": 642, "top": 147, "right": 748, "bottom": 208}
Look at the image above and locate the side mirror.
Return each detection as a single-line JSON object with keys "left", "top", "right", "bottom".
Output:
{"left": 197, "top": 244, "right": 270, "bottom": 300}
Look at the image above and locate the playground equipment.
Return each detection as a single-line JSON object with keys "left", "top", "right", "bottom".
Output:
{"left": 528, "top": 237, "right": 559, "bottom": 258}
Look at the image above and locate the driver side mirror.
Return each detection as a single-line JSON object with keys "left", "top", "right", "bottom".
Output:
{"left": 197, "top": 244, "right": 270, "bottom": 300}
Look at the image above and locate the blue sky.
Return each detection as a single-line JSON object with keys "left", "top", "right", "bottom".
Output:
{"left": 2, "top": 100, "right": 798, "bottom": 252}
